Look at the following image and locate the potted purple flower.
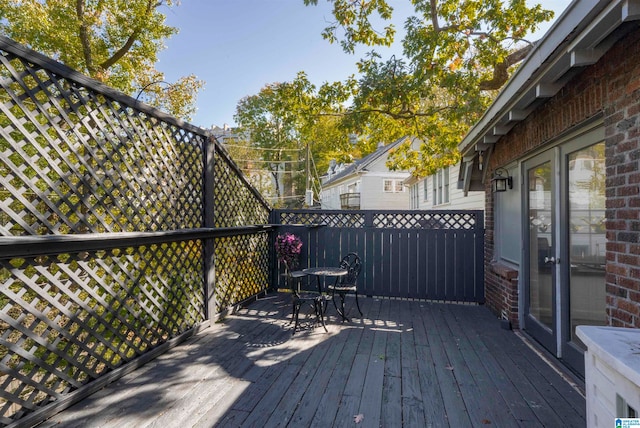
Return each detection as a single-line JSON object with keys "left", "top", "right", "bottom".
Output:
{"left": 275, "top": 233, "right": 303, "bottom": 271}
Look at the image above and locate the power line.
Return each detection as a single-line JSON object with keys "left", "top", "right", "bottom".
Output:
{"left": 276, "top": 195, "right": 306, "bottom": 200}
{"left": 242, "top": 168, "right": 306, "bottom": 174}
{"left": 223, "top": 143, "right": 303, "bottom": 152}
{"left": 233, "top": 158, "right": 305, "bottom": 164}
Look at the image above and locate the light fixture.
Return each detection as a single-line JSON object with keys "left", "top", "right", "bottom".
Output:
{"left": 491, "top": 167, "right": 513, "bottom": 193}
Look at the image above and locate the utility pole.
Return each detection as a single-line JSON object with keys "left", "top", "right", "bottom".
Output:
{"left": 305, "top": 142, "right": 313, "bottom": 207}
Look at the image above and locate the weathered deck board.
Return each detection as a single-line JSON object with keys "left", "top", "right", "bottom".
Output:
{"left": 39, "top": 293, "right": 585, "bottom": 428}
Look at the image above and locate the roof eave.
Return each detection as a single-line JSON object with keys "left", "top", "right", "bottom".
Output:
{"left": 459, "top": 0, "right": 640, "bottom": 158}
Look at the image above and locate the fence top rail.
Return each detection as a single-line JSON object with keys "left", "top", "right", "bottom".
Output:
{"left": 0, "top": 226, "right": 275, "bottom": 259}
{"left": 272, "top": 209, "right": 485, "bottom": 217}
{"left": 273, "top": 209, "right": 485, "bottom": 230}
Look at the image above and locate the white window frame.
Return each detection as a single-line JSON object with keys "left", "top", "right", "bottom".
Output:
{"left": 433, "top": 167, "right": 450, "bottom": 206}
{"left": 410, "top": 184, "right": 419, "bottom": 209}
{"left": 383, "top": 179, "right": 405, "bottom": 193}
{"left": 423, "top": 178, "right": 429, "bottom": 202}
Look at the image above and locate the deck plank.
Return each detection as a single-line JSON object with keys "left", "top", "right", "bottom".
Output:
{"left": 381, "top": 298, "right": 403, "bottom": 428}
{"left": 311, "top": 325, "right": 363, "bottom": 427}
{"left": 356, "top": 298, "right": 390, "bottom": 427}
{"left": 421, "top": 303, "right": 473, "bottom": 427}
{"left": 399, "top": 301, "right": 426, "bottom": 428}
{"left": 441, "top": 304, "right": 518, "bottom": 427}
{"left": 463, "top": 307, "right": 574, "bottom": 427}
{"left": 445, "top": 304, "right": 541, "bottom": 426}
{"left": 410, "top": 301, "right": 448, "bottom": 427}
{"left": 40, "top": 293, "right": 586, "bottom": 428}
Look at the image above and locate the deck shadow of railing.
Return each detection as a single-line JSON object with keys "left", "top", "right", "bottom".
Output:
{"left": 39, "top": 292, "right": 342, "bottom": 426}
{"left": 41, "top": 293, "right": 586, "bottom": 427}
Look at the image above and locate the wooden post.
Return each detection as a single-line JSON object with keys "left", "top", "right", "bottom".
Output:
{"left": 203, "top": 136, "right": 217, "bottom": 320}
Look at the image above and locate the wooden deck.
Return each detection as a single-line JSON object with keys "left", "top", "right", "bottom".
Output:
{"left": 39, "top": 293, "right": 586, "bottom": 427}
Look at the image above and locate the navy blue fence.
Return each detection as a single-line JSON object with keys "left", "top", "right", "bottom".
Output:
{"left": 271, "top": 210, "right": 485, "bottom": 303}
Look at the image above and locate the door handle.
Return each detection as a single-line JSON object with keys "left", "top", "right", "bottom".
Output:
{"left": 544, "top": 256, "right": 559, "bottom": 264}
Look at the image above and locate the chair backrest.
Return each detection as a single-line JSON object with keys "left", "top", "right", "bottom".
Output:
{"left": 338, "top": 253, "right": 361, "bottom": 287}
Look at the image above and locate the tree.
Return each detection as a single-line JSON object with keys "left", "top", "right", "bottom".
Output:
{"left": 234, "top": 72, "right": 356, "bottom": 208}
{"left": 234, "top": 76, "right": 306, "bottom": 208}
{"left": 0, "top": 0, "right": 203, "bottom": 120}
{"left": 306, "top": 0, "right": 554, "bottom": 176}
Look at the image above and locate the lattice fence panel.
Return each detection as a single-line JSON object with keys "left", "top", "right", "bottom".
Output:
{"left": 277, "top": 211, "right": 365, "bottom": 228}
{"left": 0, "top": 240, "right": 205, "bottom": 425}
{"left": 213, "top": 233, "right": 269, "bottom": 312}
{"left": 372, "top": 211, "right": 479, "bottom": 229}
{"left": 0, "top": 37, "right": 274, "bottom": 426}
{"left": 0, "top": 49, "right": 205, "bottom": 237}
{"left": 213, "top": 148, "right": 269, "bottom": 227}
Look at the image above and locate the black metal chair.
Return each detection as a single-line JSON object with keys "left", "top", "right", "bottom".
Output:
{"left": 285, "top": 261, "right": 327, "bottom": 334}
{"left": 326, "top": 253, "right": 363, "bottom": 321}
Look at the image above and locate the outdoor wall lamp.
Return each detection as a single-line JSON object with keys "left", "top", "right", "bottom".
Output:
{"left": 491, "top": 167, "right": 513, "bottom": 193}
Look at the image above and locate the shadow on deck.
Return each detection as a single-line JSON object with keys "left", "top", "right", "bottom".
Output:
{"left": 38, "top": 293, "right": 585, "bottom": 427}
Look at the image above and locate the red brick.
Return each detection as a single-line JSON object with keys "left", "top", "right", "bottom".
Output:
{"left": 617, "top": 209, "right": 640, "bottom": 220}
{"left": 618, "top": 299, "right": 640, "bottom": 316}
{"left": 611, "top": 308, "right": 633, "bottom": 324}
{"left": 607, "top": 242, "right": 627, "bottom": 252}
{"left": 617, "top": 185, "right": 640, "bottom": 196}
{"left": 618, "top": 254, "right": 640, "bottom": 265}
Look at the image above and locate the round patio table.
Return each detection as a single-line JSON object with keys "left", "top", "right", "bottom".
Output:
{"left": 302, "top": 267, "right": 348, "bottom": 319}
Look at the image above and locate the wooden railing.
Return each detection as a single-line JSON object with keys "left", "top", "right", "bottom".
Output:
{"left": 0, "top": 36, "right": 271, "bottom": 426}
{"left": 339, "top": 192, "right": 361, "bottom": 209}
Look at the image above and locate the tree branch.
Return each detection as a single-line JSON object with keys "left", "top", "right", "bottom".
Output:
{"left": 100, "top": 30, "right": 142, "bottom": 71}
{"left": 99, "top": 0, "right": 159, "bottom": 71}
{"left": 317, "top": 105, "right": 456, "bottom": 120}
{"left": 479, "top": 43, "right": 536, "bottom": 90}
{"left": 429, "top": 0, "right": 440, "bottom": 31}
{"left": 76, "top": 0, "right": 96, "bottom": 75}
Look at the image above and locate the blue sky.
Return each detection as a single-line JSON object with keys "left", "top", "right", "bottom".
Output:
{"left": 157, "top": 0, "right": 571, "bottom": 129}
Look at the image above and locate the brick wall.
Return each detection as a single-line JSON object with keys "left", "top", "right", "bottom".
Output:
{"left": 484, "top": 27, "right": 640, "bottom": 327}
{"left": 602, "top": 27, "right": 640, "bottom": 327}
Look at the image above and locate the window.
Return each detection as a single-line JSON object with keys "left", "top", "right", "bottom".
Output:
{"left": 423, "top": 178, "right": 428, "bottom": 201}
{"left": 433, "top": 167, "right": 450, "bottom": 205}
{"left": 383, "top": 179, "right": 405, "bottom": 193}
{"left": 410, "top": 184, "right": 419, "bottom": 209}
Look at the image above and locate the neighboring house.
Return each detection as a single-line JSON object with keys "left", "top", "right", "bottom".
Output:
{"left": 405, "top": 162, "right": 485, "bottom": 210}
{"left": 210, "top": 124, "right": 238, "bottom": 143}
{"left": 320, "top": 136, "right": 419, "bottom": 210}
{"left": 457, "top": 0, "right": 640, "bottom": 384}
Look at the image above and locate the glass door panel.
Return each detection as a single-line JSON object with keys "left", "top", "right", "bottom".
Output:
{"left": 567, "top": 142, "right": 606, "bottom": 346}
{"left": 527, "top": 161, "right": 554, "bottom": 330}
